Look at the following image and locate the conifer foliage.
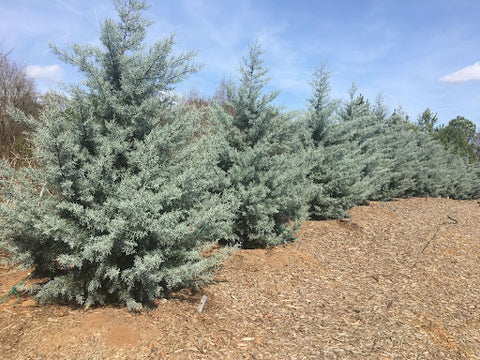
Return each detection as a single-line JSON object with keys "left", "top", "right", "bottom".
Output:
{"left": 1, "top": 0, "right": 480, "bottom": 311}
{"left": 0, "top": 0, "right": 232, "bottom": 310}
{"left": 306, "top": 73, "right": 388, "bottom": 219}
{"left": 305, "top": 69, "right": 480, "bottom": 219}
{"left": 217, "top": 42, "right": 310, "bottom": 248}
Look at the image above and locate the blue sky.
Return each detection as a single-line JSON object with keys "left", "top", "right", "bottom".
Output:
{"left": 1, "top": 0, "right": 479, "bottom": 126}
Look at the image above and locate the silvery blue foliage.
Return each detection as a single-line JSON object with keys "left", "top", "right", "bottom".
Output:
{"left": 375, "top": 117, "right": 480, "bottom": 200}
{"left": 217, "top": 42, "right": 311, "bottom": 248}
{"left": 305, "top": 69, "right": 480, "bottom": 219}
{"left": 0, "top": 0, "right": 233, "bottom": 310}
{"left": 306, "top": 76, "right": 389, "bottom": 219}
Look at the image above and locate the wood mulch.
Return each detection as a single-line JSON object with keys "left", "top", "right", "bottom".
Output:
{"left": 1, "top": 197, "right": 479, "bottom": 359}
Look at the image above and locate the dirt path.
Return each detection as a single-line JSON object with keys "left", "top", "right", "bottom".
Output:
{"left": 1, "top": 198, "right": 479, "bottom": 359}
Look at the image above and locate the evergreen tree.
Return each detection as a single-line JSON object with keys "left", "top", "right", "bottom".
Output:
{"left": 308, "top": 82, "right": 391, "bottom": 219}
{"left": 0, "top": 0, "right": 233, "bottom": 310}
{"left": 305, "top": 65, "right": 338, "bottom": 146}
{"left": 372, "top": 94, "right": 388, "bottom": 123}
{"left": 375, "top": 113, "right": 480, "bottom": 200}
{"left": 302, "top": 66, "right": 344, "bottom": 219}
{"left": 417, "top": 107, "right": 438, "bottom": 134}
{"left": 435, "top": 116, "right": 478, "bottom": 162}
{"left": 217, "top": 42, "right": 310, "bottom": 248}
{"left": 303, "top": 72, "right": 480, "bottom": 211}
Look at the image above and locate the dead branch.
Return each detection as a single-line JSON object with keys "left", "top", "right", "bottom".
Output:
{"left": 420, "top": 215, "right": 458, "bottom": 255}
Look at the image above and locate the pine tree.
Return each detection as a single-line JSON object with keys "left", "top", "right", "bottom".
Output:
{"left": 416, "top": 108, "right": 438, "bottom": 134}
{"left": 0, "top": 0, "right": 233, "bottom": 310}
{"left": 217, "top": 42, "right": 310, "bottom": 248}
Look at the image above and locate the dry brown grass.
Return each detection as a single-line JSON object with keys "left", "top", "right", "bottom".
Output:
{"left": 1, "top": 197, "right": 479, "bottom": 359}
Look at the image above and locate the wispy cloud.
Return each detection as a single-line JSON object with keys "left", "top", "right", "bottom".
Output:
{"left": 440, "top": 62, "right": 480, "bottom": 83}
{"left": 26, "top": 65, "right": 63, "bottom": 82}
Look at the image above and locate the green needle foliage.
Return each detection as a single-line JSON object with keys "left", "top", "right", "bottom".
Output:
{"left": 435, "top": 116, "right": 479, "bottom": 162}
{"left": 0, "top": 0, "right": 233, "bottom": 310}
{"left": 217, "top": 42, "right": 311, "bottom": 248}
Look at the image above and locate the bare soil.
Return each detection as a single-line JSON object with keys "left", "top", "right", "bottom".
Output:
{"left": 1, "top": 198, "right": 479, "bottom": 359}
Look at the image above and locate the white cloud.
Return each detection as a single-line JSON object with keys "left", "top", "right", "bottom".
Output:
{"left": 440, "top": 62, "right": 480, "bottom": 83}
{"left": 26, "top": 65, "right": 63, "bottom": 83}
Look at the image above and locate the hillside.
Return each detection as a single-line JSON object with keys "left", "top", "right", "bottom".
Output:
{"left": 1, "top": 197, "right": 479, "bottom": 359}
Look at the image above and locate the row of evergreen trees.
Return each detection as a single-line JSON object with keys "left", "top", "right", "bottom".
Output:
{"left": 302, "top": 70, "right": 480, "bottom": 219}
{"left": 1, "top": 0, "right": 479, "bottom": 310}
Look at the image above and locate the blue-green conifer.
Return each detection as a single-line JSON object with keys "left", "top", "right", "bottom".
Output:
{"left": 217, "top": 42, "right": 310, "bottom": 248}
{"left": 0, "top": 0, "right": 232, "bottom": 310}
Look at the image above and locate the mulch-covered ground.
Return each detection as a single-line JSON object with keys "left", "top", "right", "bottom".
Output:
{"left": 1, "top": 197, "right": 479, "bottom": 359}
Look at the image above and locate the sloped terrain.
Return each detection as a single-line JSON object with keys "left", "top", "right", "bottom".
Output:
{"left": 1, "top": 197, "right": 479, "bottom": 359}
